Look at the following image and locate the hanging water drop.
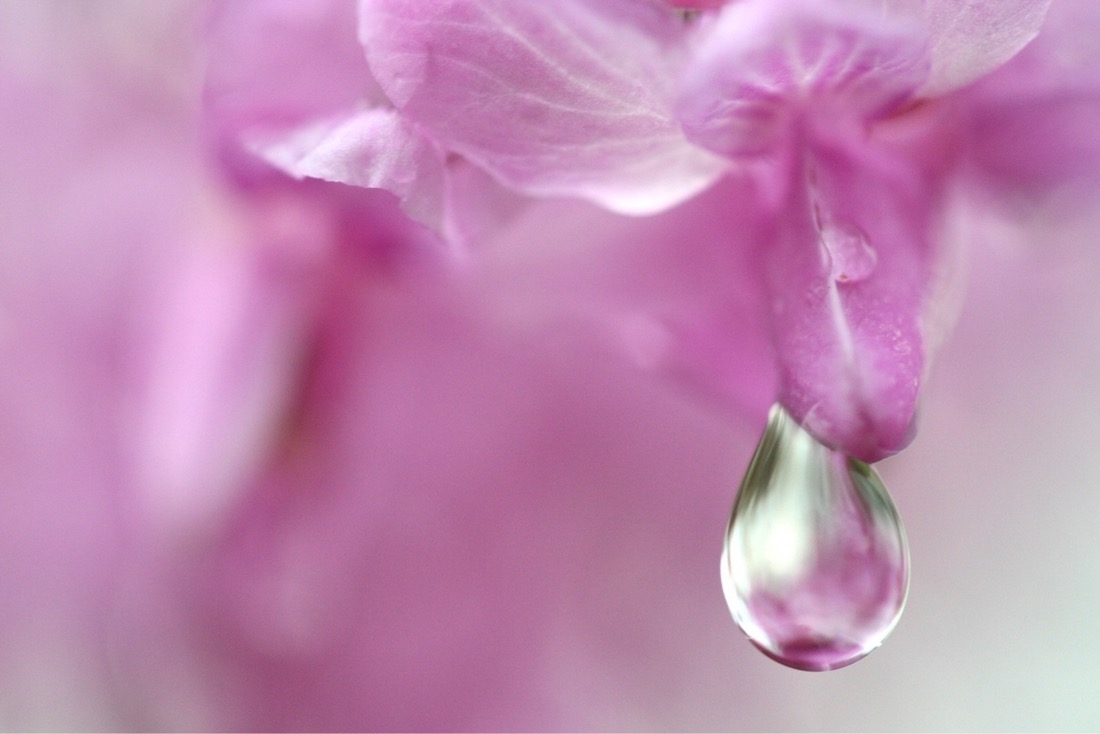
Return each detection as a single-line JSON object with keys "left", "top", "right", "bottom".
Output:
{"left": 721, "top": 404, "right": 909, "bottom": 671}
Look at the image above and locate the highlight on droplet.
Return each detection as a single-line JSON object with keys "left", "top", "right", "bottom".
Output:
{"left": 721, "top": 404, "right": 909, "bottom": 671}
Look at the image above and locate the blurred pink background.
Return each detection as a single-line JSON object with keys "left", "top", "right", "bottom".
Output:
{"left": 2, "top": 1, "right": 1100, "bottom": 730}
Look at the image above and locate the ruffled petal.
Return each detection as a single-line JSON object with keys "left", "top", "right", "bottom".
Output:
{"left": 919, "top": 0, "right": 1052, "bottom": 97}
{"left": 677, "top": 0, "right": 929, "bottom": 158}
{"left": 765, "top": 142, "right": 938, "bottom": 462}
{"left": 359, "top": 0, "right": 726, "bottom": 214}
{"left": 245, "top": 108, "right": 448, "bottom": 233}
{"left": 204, "top": 0, "right": 448, "bottom": 227}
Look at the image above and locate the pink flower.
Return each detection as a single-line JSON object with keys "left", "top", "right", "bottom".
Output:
{"left": 673, "top": 0, "right": 1054, "bottom": 461}
{"left": 216, "top": 0, "right": 1071, "bottom": 462}
{"left": 5, "top": 0, "right": 1100, "bottom": 730}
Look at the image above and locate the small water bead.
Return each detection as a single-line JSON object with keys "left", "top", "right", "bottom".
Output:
{"left": 820, "top": 220, "right": 877, "bottom": 283}
{"left": 721, "top": 405, "right": 909, "bottom": 671}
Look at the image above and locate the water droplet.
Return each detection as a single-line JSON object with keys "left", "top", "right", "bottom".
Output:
{"left": 820, "top": 220, "right": 876, "bottom": 283}
{"left": 721, "top": 404, "right": 909, "bottom": 671}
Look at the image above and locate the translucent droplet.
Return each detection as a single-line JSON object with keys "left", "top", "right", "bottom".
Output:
{"left": 820, "top": 220, "right": 876, "bottom": 283}
{"left": 721, "top": 405, "right": 909, "bottom": 671}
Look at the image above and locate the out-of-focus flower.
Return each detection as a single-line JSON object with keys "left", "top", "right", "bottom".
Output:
{"left": 4, "top": 0, "right": 1100, "bottom": 730}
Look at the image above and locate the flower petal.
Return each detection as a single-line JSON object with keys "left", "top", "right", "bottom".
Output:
{"left": 677, "top": 0, "right": 929, "bottom": 158}
{"left": 919, "top": 0, "right": 1051, "bottom": 97}
{"left": 766, "top": 143, "right": 938, "bottom": 462}
{"left": 245, "top": 108, "right": 448, "bottom": 234}
{"left": 359, "top": 0, "right": 725, "bottom": 214}
{"left": 204, "top": 0, "right": 455, "bottom": 233}
{"left": 134, "top": 197, "right": 330, "bottom": 536}
{"left": 207, "top": 0, "right": 517, "bottom": 246}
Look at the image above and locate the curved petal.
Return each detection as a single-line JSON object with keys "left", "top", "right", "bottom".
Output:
{"left": 766, "top": 142, "right": 938, "bottom": 462}
{"left": 204, "top": 0, "right": 454, "bottom": 233}
{"left": 132, "top": 193, "right": 341, "bottom": 538}
{"left": 359, "top": 0, "right": 726, "bottom": 214}
{"left": 245, "top": 109, "right": 448, "bottom": 233}
{"left": 919, "top": 0, "right": 1051, "bottom": 97}
{"left": 677, "top": 0, "right": 928, "bottom": 158}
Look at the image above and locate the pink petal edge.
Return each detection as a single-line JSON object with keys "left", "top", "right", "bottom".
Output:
{"left": 359, "top": 0, "right": 726, "bottom": 214}
{"left": 919, "top": 0, "right": 1052, "bottom": 97}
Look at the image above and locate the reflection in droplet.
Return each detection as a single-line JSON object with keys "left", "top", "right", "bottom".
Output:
{"left": 820, "top": 220, "right": 876, "bottom": 283}
{"left": 721, "top": 405, "right": 909, "bottom": 671}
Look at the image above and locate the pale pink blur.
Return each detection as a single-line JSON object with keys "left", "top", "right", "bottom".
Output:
{"left": 2, "top": 1, "right": 1100, "bottom": 731}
